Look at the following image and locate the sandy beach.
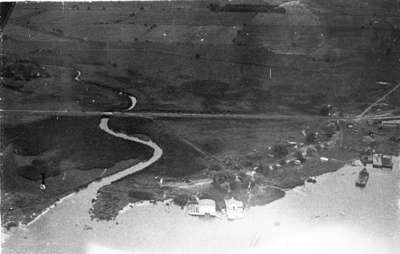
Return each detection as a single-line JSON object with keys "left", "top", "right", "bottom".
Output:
{"left": 2, "top": 157, "right": 399, "bottom": 254}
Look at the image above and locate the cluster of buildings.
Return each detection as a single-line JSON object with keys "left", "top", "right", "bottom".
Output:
{"left": 186, "top": 197, "right": 245, "bottom": 221}
{"left": 361, "top": 153, "right": 394, "bottom": 169}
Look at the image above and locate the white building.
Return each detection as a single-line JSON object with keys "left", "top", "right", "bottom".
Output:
{"left": 381, "top": 119, "right": 400, "bottom": 127}
{"left": 224, "top": 197, "right": 245, "bottom": 220}
{"left": 187, "top": 199, "right": 217, "bottom": 217}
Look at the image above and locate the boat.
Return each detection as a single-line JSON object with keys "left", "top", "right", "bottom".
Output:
{"left": 355, "top": 168, "right": 369, "bottom": 188}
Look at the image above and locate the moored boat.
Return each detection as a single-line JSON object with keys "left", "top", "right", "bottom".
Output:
{"left": 355, "top": 168, "right": 369, "bottom": 188}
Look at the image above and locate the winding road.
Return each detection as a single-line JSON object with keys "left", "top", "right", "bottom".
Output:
{"left": 357, "top": 82, "right": 400, "bottom": 119}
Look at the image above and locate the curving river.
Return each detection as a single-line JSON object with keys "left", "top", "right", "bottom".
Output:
{"left": 2, "top": 92, "right": 163, "bottom": 253}
{"left": 125, "top": 96, "right": 137, "bottom": 111}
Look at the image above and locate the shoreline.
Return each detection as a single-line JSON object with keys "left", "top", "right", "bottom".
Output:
{"left": 93, "top": 156, "right": 400, "bottom": 254}
{"left": 2, "top": 157, "right": 398, "bottom": 253}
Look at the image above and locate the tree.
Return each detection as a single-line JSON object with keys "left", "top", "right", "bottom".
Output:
{"left": 294, "top": 151, "right": 306, "bottom": 163}
{"left": 209, "top": 164, "right": 222, "bottom": 171}
{"left": 319, "top": 104, "right": 332, "bottom": 116}
{"left": 305, "top": 132, "right": 317, "bottom": 144}
{"left": 322, "top": 122, "right": 338, "bottom": 138}
{"left": 271, "top": 144, "right": 288, "bottom": 158}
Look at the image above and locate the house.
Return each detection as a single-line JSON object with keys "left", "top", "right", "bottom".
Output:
{"left": 224, "top": 197, "right": 245, "bottom": 220}
{"left": 372, "top": 153, "right": 382, "bottom": 168}
{"left": 187, "top": 199, "right": 217, "bottom": 217}
{"left": 381, "top": 119, "right": 400, "bottom": 127}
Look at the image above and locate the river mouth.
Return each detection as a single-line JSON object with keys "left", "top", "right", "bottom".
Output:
{"left": 2, "top": 87, "right": 167, "bottom": 252}
{"left": 1, "top": 114, "right": 155, "bottom": 226}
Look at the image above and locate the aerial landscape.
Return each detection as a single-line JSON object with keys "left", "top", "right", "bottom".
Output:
{"left": 0, "top": 0, "right": 399, "bottom": 253}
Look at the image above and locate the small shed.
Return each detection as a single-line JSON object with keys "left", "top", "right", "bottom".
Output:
{"left": 360, "top": 154, "right": 373, "bottom": 164}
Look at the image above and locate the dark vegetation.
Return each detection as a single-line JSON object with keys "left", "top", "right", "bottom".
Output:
{"left": 1, "top": 58, "right": 50, "bottom": 81}
{"left": 108, "top": 117, "right": 210, "bottom": 177}
{"left": 208, "top": 3, "right": 286, "bottom": 13}
{"left": 128, "top": 190, "right": 154, "bottom": 200}
{"left": 18, "top": 160, "right": 61, "bottom": 181}
{"left": 1, "top": 115, "right": 154, "bottom": 226}
{"left": 3, "top": 116, "right": 152, "bottom": 172}
{"left": 1, "top": 58, "right": 130, "bottom": 113}
{"left": 271, "top": 144, "right": 289, "bottom": 158}
{"left": 1, "top": 57, "right": 50, "bottom": 93}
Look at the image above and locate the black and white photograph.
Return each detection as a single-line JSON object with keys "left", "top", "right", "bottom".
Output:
{"left": 1, "top": 0, "right": 399, "bottom": 253}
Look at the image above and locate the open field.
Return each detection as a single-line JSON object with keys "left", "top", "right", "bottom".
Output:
{"left": 2, "top": 1, "right": 400, "bottom": 116}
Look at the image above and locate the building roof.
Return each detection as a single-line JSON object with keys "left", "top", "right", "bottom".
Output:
{"left": 198, "top": 199, "right": 216, "bottom": 207}
{"left": 224, "top": 197, "right": 244, "bottom": 209}
{"left": 382, "top": 120, "right": 400, "bottom": 125}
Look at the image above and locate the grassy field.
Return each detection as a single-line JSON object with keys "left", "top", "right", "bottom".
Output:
{"left": 2, "top": 1, "right": 399, "bottom": 115}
